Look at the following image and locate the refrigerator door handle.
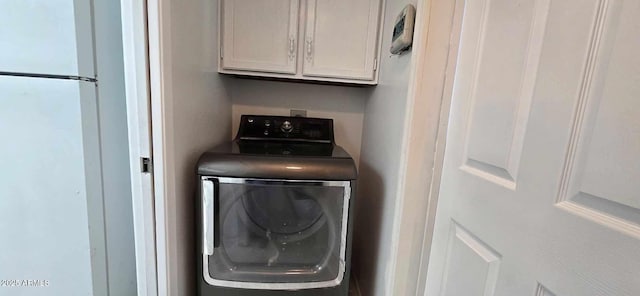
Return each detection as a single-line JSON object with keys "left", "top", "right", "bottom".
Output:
{"left": 0, "top": 71, "right": 97, "bottom": 82}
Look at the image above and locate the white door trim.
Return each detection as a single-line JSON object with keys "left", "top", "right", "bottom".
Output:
{"left": 120, "top": 0, "right": 159, "bottom": 295}
{"left": 386, "top": 0, "right": 464, "bottom": 295}
{"left": 146, "top": 0, "right": 175, "bottom": 295}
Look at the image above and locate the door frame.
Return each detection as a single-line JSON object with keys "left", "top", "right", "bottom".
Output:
{"left": 120, "top": 0, "right": 163, "bottom": 295}
{"left": 124, "top": 0, "right": 211, "bottom": 294}
{"left": 386, "top": 0, "right": 464, "bottom": 295}
{"left": 141, "top": 0, "right": 178, "bottom": 294}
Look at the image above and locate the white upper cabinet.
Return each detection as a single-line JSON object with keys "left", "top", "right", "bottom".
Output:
{"left": 220, "top": 0, "right": 299, "bottom": 74}
{"left": 303, "top": 0, "right": 380, "bottom": 81}
{"left": 218, "top": 0, "right": 382, "bottom": 84}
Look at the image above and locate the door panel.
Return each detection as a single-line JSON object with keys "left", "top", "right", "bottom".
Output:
{"left": 457, "top": 0, "right": 548, "bottom": 189}
{"left": 440, "top": 223, "right": 501, "bottom": 296}
{"left": 0, "top": 0, "right": 94, "bottom": 77}
{"left": 426, "top": 0, "right": 640, "bottom": 295}
{"left": 557, "top": 0, "right": 640, "bottom": 232}
{"left": 220, "top": 0, "right": 298, "bottom": 74}
{"left": 303, "top": 0, "right": 380, "bottom": 80}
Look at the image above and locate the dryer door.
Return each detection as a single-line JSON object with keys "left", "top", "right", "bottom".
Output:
{"left": 200, "top": 177, "right": 351, "bottom": 290}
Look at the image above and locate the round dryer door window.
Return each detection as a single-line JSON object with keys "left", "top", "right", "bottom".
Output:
{"left": 241, "top": 186, "right": 324, "bottom": 236}
{"left": 203, "top": 178, "right": 350, "bottom": 286}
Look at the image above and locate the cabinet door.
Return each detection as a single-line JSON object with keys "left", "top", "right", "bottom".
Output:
{"left": 221, "top": 0, "right": 299, "bottom": 74}
{"left": 303, "top": 0, "right": 380, "bottom": 80}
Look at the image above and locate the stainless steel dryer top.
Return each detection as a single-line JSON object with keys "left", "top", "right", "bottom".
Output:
{"left": 197, "top": 115, "right": 357, "bottom": 181}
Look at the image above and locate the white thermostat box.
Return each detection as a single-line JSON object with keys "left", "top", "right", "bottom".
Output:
{"left": 390, "top": 4, "right": 416, "bottom": 54}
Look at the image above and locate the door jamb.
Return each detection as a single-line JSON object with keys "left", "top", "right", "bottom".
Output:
{"left": 145, "top": 0, "right": 176, "bottom": 294}
{"left": 120, "top": 0, "right": 162, "bottom": 295}
{"left": 386, "top": 0, "right": 464, "bottom": 295}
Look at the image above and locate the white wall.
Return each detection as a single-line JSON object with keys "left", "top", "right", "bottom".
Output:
{"left": 352, "top": 0, "right": 417, "bottom": 295}
{"left": 165, "top": 0, "right": 232, "bottom": 295}
{"left": 230, "top": 79, "right": 368, "bottom": 165}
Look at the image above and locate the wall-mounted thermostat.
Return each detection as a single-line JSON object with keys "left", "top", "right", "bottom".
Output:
{"left": 390, "top": 4, "right": 416, "bottom": 55}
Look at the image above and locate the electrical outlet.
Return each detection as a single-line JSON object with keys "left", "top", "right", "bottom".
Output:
{"left": 290, "top": 109, "right": 307, "bottom": 117}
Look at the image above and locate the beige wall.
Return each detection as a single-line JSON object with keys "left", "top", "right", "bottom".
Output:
{"left": 167, "top": 0, "right": 232, "bottom": 294}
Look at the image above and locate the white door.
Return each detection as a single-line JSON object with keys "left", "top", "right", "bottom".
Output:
{"left": 302, "top": 0, "right": 380, "bottom": 80}
{"left": 425, "top": 0, "right": 640, "bottom": 295}
{"left": 220, "top": 0, "right": 299, "bottom": 74}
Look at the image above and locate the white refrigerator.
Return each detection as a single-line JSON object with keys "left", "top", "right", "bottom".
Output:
{"left": 0, "top": 1, "right": 132, "bottom": 295}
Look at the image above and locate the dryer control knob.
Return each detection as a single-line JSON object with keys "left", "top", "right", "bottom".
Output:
{"left": 281, "top": 121, "right": 293, "bottom": 133}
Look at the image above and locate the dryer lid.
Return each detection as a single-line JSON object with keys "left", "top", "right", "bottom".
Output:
{"left": 197, "top": 141, "right": 357, "bottom": 180}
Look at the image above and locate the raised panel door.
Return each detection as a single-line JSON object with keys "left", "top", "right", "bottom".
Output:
{"left": 220, "top": 0, "right": 299, "bottom": 74}
{"left": 426, "top": 0, "right": 640, "bottom": 295}
{"left": 302, "top": 0, "right": 380, "bottom": 81}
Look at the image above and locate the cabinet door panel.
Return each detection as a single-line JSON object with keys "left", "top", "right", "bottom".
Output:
{"left": 221, "top": 0, "right": 298, "bottom": 74}
{"left": 303, "top": 0, "right": 380, "bottom": 80}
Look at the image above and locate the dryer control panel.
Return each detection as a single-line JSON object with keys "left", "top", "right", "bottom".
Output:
{"left": 236, "top": 115, "right": 334, "bottom": 143}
